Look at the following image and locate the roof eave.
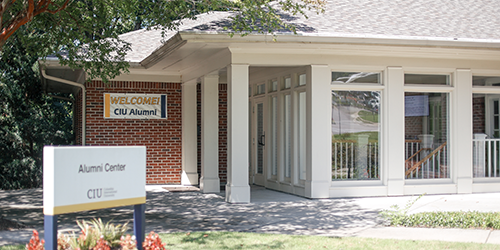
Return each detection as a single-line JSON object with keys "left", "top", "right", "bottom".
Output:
{"left": 179, "top": 31, "right": 500, "bottom": 49}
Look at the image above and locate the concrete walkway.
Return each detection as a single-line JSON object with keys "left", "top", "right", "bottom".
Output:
{"left": 1, "top": 185, "right": 500, "bottom": 246}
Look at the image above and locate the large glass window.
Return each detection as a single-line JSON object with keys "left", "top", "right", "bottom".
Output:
{"left": 270, "top": 96, "right": 278, "bottom": 177}
{"left": 472, "top": 76, "right": 500, "bottom": 178}
{"left": 332, "top": 90, "right": 380, "bottom": 180}
{"left": 283, "top": 93, "right": 292, "bottom": 178}
{"left": 332, "top": 72, "right": 380, "bottom": 84}
{"left": 405, "top": 74, "right": 450, "bottom": 85}
{"left": 297, "top": 91, "right": 306, "bottom": 180}
{"left": 404, "top": 92, "right": 449, "bottom": 179}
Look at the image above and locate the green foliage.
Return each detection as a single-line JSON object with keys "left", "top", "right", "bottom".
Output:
{"left": 4, "top": 0, "right": 325, "bottom": 82}
{"left": 381, "top": 194, "right": 500, "bottom": 230}
{"left": 0, "top": 28, "right": 74, "bottom": 190}
{"left": 358, "top": 110, "right": 379, "bottom": 123}
{"left": 386, "top": 211, "right": 500, "bottom": 230}
{"left": 5, "top": 231, "right": 500, "bottom": 250}
{"left": 67, "top": 218, "right": 130, "bottom": 250}
{"left": 380, "top": 194, "right": 425, "bottom": 226}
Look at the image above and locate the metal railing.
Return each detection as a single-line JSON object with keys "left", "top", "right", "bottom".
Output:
{"left": 473, "top": 138, "right": 500, "bottom": 178}
{"left": 332, "top": 140, "right": 379, "bottom": 180}
{"left": 405, "top": 142, "right": 448, "bottom": 179}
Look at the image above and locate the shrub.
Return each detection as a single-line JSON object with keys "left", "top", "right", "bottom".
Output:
{"left": 26, "top": 230, "right": 44, "bottom": 250}
{"left": 26, "top": 218, "right": 144, "bottom": 250}
{"left": 142, "top": 232, "right": 166, "bottom": 250}
{"left": 381, "top": 194, "right": 500, "bottom": 230}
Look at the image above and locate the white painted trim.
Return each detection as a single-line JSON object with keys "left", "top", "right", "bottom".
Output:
{"left": 181, "top": 80, "right": 198, "bottom": 185}
{"left": 453, "top": 69, "right": 473, "bottom": 193}
{"left": 385, "top": 67, "right": 405, "bottom": 195}
{"left": 200, "top": 73, "right": 220, "bottom": 193}
{"left": 181, "top": 49, "right": 231, "bottom": 83}
{"left": 305, "top": 65, "right": 331, "bottom": 198}
{"left": 472, "top": 87, "right": 500, "bottom": 94}
{"left": 404, "top": 85, "right": 454, "bottom": 92}
{"left": 226, "top": 64, "right": 251, "bottom": 203}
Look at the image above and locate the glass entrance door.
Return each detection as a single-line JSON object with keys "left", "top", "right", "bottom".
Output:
{"left": 252, "top": 98, "right": 266, "bottom": 185}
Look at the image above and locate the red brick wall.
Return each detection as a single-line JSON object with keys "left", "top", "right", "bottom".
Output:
{"left": 218, "top": 84, "right": 228, "bottom": 184}
{"left": 75, "top": 90, "right": 83, "bottom": 145}
{"left": 83, "top": 81, "right": 182, "bottom": 184}
{"left": 473, "top": 95, "right": 486, "bottom": 134}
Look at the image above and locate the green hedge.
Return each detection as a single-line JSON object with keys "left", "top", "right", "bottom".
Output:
{"left": 385, "top": 211, "right": 500, "bottom": 230}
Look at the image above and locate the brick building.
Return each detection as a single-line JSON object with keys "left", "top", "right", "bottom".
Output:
{"left": 41, "top": 0, "right": 500, "bottom": 202}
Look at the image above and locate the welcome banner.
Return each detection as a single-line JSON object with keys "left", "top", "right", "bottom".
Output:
{"left": 104, "top": 93, "right": 167, "bottom": 119}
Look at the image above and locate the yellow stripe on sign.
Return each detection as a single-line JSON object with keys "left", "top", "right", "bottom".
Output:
{"left": 44, "top": 197, "right": 146, "bottom": 215}
{"left": 104, "top": 94, "right": 111, "bottom": 118}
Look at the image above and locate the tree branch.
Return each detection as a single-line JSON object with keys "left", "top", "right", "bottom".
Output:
{"left": 0, "top": 0, "right": 71, "bottom": 48}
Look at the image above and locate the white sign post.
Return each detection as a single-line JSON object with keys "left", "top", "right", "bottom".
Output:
{"left": 43, "top": 146, "right": 146, "bottom": 250}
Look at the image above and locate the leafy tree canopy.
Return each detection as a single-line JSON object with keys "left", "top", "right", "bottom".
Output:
{"left": 1, "top": 0, "right": 325, "bottom": 82}
{"left": 0, "top": 27, "right": 74, "bottom": 189}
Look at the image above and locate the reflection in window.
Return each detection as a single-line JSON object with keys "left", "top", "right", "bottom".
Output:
{"left": 472, "top": 93, "right": 500, "bottom": 178}
{"left": 284, "top": 94, "right": 292, "bottom": 178}
{"left": 473, "top": 76, "right": 500, "bottom": 87}
{"left": 256, "top": 83, "right": 266, "bottom": 95}
{"left": 404, "top": 92, "right": 449, "bottom": 179}
{"left": 270, "top": 80, "right": 278, "bottom": 92}
{"left": 405, "top": 74, "right": 449, "bottom": 85}
{"left": 283, "top": 77, "right": 291, "bottom": 89}
{"left": 298, "top": 91, "right": 306, "bottom": 180}
{"left": 299, "top": 74, "right": 306, "bottom": 86}
{"left": 332, "top": 72, "right": 380, "bottom": 84}
{"left": 270, "top": 96, "right": 278, "bottom": 176}
{"left": 332, "top": 90, "right": 380, "bottom": 180}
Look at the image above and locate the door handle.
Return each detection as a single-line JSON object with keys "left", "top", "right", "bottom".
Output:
{"left": 258, "top": 134, "right": 265, "bottom": 146}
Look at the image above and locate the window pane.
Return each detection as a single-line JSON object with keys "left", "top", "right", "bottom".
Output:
{"left": 405, "top": 92, "right": 449, "bottom": 179}
{"left": 270, "top": 80, "right": 278, "bottom": 92}
{"left": 298, "top": 92, "right": 306, "bottom": 180}
{"left": 271, "top": 96, "right": 278, "bottom": 176}
{"left": 257, "top": 103, "right": 264, "bottom": 174}
{"left": 332, "top": 90, "right": 380, "bottom": 180}
{"left": 299, "top": 74, "right": 306, "bottom": 86}
{"left": 332, "top": 72, "right": 380, "bottom": 84}
{"left": 283, "top": 77, "right": 291, "bottom": 89}
{"left": 284, "top": 94, "right": 292, "bottom": 178}
{"left": 473, "top": 76, "right": 500, "bottom": 86}
{"left": 256, "top": 83, "right": 266, "bottom": 95}
{"left": 472, "top": 94, "right": 500, "bottom": 178}
{"left": 405, "top": 74, "right": 449, "bottom": 85}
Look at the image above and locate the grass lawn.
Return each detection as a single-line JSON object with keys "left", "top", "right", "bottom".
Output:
{"left": 358, "top": 110, "right": 379, "bottom": 123}
{"left": 2, "top": 231, "right": 499, "bottom": 250}
{"left": 332, "top": 131, "right": 379, "bottom": 142}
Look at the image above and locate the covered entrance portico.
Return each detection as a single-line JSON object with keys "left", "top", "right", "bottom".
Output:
{"left": 180, "top": 58, "right": 332, "bottom": 202}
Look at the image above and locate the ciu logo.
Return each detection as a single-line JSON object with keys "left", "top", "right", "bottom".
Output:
{"left": 87, "top": 188, "right": 102, "bottom": 199}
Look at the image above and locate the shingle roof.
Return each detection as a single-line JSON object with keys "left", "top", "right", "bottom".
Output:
{"left": 120, "top": 0, "right": 500, "bottom": 62}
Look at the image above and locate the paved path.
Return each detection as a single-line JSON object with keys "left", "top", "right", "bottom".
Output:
{"left": 1, "top": 186, "right": 500, "bottom": 246}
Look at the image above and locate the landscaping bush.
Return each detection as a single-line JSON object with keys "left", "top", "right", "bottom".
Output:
{"left": 387, "top": 211, "right": 500, "bottom": 230}
{"left": 381, "top": 194, "right": 500, "bottom": 230}
{"left": 25, "top": 218, "right": 166, "bottom": 250}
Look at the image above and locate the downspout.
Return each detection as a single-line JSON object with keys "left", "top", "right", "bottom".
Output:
{"left": 41, "top": 70, "right": 86, "bottom": 146}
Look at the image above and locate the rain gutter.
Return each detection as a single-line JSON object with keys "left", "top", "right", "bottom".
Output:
{"left": 41, "top": 69, "right": 86, "bottom": 146}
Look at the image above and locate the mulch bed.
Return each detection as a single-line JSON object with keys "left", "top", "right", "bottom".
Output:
{"left": 0, "top": 216, "right": 26, "bottom": 231}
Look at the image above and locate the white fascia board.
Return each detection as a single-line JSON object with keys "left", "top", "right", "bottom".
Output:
{"left": 180, "top": 31, "right": 500, "bottom": 49}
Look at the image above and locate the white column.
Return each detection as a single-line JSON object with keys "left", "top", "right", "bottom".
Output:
{"left": 385, "top": 66, "right": 405, "bottom": 195}
{"left": 454, "top": 69, "right": 473, "bottom": 193}
{"left": 181, "top": 80, "right": 198, "bottom": 185}
{"left": 305, "top": 65, "right": 331, "bottom": 198}
{"left": 473, "top": 133, "right": 487, "bottom": 178}
{"left": 200, "top": 73, "right": 220, "bottom": 193}
{"left": 226, "top": 64, "right": 251, "bottom": 203}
